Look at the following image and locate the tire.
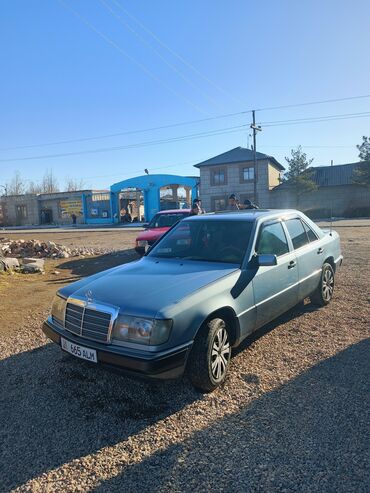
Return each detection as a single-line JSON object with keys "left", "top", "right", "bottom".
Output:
{"left": 187, "top": 317, "right": 231, "bottom": 392}
{"left": 310, "top": 262, "right": 335, "bottom": 306}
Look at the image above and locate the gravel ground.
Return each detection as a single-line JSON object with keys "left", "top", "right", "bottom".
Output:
{"left": 0, "top": 226, "right": 369, "bottom": 492}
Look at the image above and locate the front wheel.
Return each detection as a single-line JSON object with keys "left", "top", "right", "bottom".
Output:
{"left": 310, "top": 262, "right": 335, "bottom": 306}
{"left": 187, "top": 317, "right": 231, "bottom": 392}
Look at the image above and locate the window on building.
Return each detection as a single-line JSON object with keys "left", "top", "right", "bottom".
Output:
{"left": 257, "top": 221, "right": 289, "bottom": 257}
{"left": 285, "top": 218, "right": 310, "bottom": 249}
{"left": 211, "top": 197, "right": 227, "bottom": 211}
{"left": 15, "top": 204, "right": 27, "bottom": 219}
{"left": 211, "top": 168, "right": 227, "bottom": 186}
{"left": 240, "top": 166, "right": 255, "bottom": 182}
{"left": 92, "top": 193, "right": 110, "bottom": 201}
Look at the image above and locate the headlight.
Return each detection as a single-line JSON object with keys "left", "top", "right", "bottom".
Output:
{"left": 51, "top": 295, "right": 66, "bottom": 325}
{"left": 136, "top": 240, "right": 148, "bottom": 247}
{"left": 112, "top": 315, "right": 172, "bottom": 345}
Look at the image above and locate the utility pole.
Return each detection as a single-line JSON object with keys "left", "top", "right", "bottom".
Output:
{"left": 250, "top": 111, "right": 262, "bottom": 205}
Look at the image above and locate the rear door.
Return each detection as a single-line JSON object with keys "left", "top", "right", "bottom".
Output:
{"left": 283, "top": 217, "right": 323, "bottom": 300}
{"left": 252, "top": 220, "right": 299, "bottom": 328}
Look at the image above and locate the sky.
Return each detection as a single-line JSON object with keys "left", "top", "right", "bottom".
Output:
{"left": 1, "top": 0, "right": 369, "bottom": 191}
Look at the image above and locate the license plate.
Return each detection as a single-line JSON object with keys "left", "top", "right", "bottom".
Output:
{"left": 61, "top": 337, "right": 97, "bottom": 363}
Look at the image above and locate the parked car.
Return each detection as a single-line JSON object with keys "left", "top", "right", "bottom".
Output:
{"left": 135, "top": 209, "right": 191, "bottom": 255}
{"left": 43, "top": 210, "right": 342, "bottom": 392}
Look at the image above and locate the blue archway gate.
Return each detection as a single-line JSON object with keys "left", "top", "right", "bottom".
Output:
{"left": 110, "top": 174, "right": 198, "bottom": 222}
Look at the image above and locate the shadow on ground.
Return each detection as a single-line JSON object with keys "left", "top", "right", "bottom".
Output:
{"left": 95, "top": 338, "right": 370, "bottom": 493}
{"left": 0, "top": 344, "right": 201, "bottom": 492}
{"left": 0, "top": 303, "right": 368, "bottom": 491}
{"left": 47, "top": 249, "right": 139, "bottom": 282}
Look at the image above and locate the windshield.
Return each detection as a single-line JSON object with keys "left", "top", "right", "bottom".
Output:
{"left": 148, "top": 220, "right": 253, "bottom": 264}
{"left": 148, "top": 212, "right": 187, "bottom": 229}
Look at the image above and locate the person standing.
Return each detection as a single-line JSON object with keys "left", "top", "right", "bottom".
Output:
{"left": 228, "top": 194, "right": 241, "bottom": 211}
{"left": 190, "top": 198, "right": 205, "bottom": 215}
{"left": 243, "top": 198, "right": 259, "bottom": 209}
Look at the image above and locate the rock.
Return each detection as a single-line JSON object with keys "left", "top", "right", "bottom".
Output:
{"left": 21, "top": 264, "right": 44, "bottom": 274}
{"left": 0, "top": 257, "right": 20, "bottom": 271}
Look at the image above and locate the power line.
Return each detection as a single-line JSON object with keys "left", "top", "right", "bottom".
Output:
{"left": 110, "top": 0, "right": 244, "bottom": 105}
{"left": 260, "top": 111, "right": 370, "bottom": 127}
{"left": 4, "top": 94, "right": 370, "bottom": 151}
{"left": 256, "top": 94, "right": 370, "bottom": 112}
{"left": 98, "top": 0, "right": 220, "bottom": 108}
{"left": 0, "top": 110, "right": 250, "bottom": 151}
{"left": 57, "top": 0, "right": 206, "bottom": 114}
{"left": 0, "top": 124, "right": 248, "bottom": 163}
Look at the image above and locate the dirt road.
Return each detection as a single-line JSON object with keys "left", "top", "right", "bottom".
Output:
{"left": 0, "top": 226, "right": 369, "bottom": 492}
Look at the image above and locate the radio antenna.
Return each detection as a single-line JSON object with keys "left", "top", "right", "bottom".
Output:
{"left": 330, "top": 159, "right": 333, "bottom": 236}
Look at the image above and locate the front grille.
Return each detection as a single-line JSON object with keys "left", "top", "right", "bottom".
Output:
{"left": 65, "top": 302, "right": 112, "bottom": 343}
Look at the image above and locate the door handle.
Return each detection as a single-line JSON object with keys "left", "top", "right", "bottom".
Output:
{"left": 288, "top": 260, "right": 296, "bottom": 269}
{"left": 317, "top": 247, "right": 324, "bottom": 254}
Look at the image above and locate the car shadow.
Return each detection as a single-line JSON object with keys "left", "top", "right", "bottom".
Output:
{"left": 94, "top": 338, "right": 370, "bottom": 492}
{"left": 47, "top": 249, "right": 139, "bottom": 280}
{"left": 0, "top": 343, "right": 201, "bottom": 491}
{"left": 233, "top": 299, "right": 318, "bottom": 358}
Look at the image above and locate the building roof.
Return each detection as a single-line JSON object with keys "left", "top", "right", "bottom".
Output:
{"left": 193, "top": 146, "right": 285, "bottom": 170}
{"left": 274, "top": 161, "right": 368, "bottom": 190}
{"left": 309, "top": 162, "right": 366, "bottom": 187}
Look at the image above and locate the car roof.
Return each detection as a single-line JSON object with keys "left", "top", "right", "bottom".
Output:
{"left": 156, "top": 209, "right": 190, "bottom": 215}
{"left": 184, "top": 209, "right": 299, "bottom": 222}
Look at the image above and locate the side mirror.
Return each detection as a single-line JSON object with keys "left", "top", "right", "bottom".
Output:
{"left": 257, "top": 254, "right": 277, "bottom": 267}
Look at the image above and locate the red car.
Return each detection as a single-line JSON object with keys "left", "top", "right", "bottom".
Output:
{"left": 135, "top": 209, "right": 191, "bottom": 255}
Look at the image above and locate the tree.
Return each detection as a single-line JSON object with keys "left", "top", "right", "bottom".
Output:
{"left": 41, "top": 169, "right": 59, "bottom": 193}
{"left": 352, "top": 136, "right": 370, "bottom": 187}
{"left": 27, "top": 181, "right": 43, "bottom": 194}
{"left": 64, "top": 177, "right": 85, "bottom": 192}
{"left": 6, "top": 170, "right": 26, "bottom": 195}
{"left": 284, "top": 146, "right": 317, "bottom": 206}
{"left": 357, "top": 135, "right": 370, "bottom": 161}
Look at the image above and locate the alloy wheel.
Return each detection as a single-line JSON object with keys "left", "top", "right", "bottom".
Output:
{"left": 211, "top": 326, "right": 230, "bottom": 380}
{"left": 322, "top": 268, "right": 334, "bottom": 301}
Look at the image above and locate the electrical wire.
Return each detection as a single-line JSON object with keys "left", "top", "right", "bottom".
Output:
{"left": 110, "top": 0, "right": 245, "bottom": 105}
{"left": 260, "top": 111, "right": 370, "bottom": 127}
{"left": 3, "top": 94, "right": 370, "bottom": 152}
{"left": 98, "top": 0, "right": 221, "bottom": 108}
{"left": 57, "top": 0, "right": 206, "bottom": 114}
{"left": 0, "top": 124, "right": 248, "bottom": 163}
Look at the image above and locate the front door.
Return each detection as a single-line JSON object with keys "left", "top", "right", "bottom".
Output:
{"left": 252, "top": 220, "right": 299, "bottom": 328}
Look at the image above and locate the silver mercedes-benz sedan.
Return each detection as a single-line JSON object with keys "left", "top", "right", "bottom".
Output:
{"left": 43, "top": 210, "right": 342, "bottom": 391}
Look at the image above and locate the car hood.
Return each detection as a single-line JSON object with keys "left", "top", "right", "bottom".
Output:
{"left": 136, "top": 227, "right": 169, "bottom": 242}
{"left": 59, "top": 257, "right": 239, "bottom": 318}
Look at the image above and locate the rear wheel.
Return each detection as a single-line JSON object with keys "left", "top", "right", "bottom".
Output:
{"left": 187, "top": 317, "right": 231, "bottom": 392}
{"left": 310, "top": 262, "right": 335, "bottom": 306}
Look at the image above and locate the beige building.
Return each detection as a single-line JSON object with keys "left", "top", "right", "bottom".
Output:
{"left": 0, "top": 189, "right": 111, "bottom": 227}
{"left": 193, "top": 147, "right": 284, "bottom": 211}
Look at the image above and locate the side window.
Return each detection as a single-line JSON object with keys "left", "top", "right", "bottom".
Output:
{"left": 285, "top": 218, "right": 309, "bottom": 249}
{"left": 257, "top": 222, "right": 289, "bottom": 257}
{"left": 302, "top": 221, "right": 318, "bottom": 242}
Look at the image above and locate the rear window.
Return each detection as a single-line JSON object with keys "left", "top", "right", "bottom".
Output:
{"left": 148, "top": 213, "right": 187, "bottom": 228}
{"left": 285, "top": 218, "right": 309, "bottom": 249}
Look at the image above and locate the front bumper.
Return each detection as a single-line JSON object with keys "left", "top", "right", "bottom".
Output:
{"left": 42, "top": 319, "right": 191, "bottom": 380}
